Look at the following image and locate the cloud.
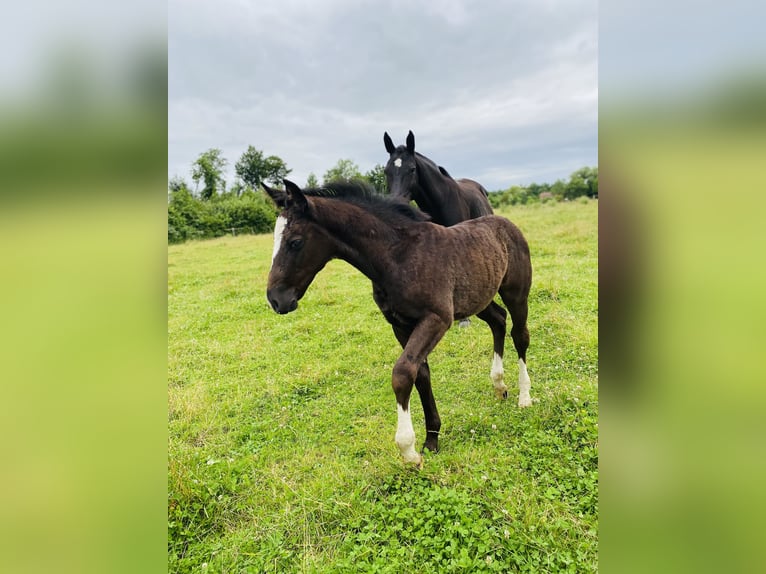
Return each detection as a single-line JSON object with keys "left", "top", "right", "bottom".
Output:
{"left": 169, "top": 0, "right": 597, "bottom": 189}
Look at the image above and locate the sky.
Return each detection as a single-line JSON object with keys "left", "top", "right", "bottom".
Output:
{"left": 169, "top": 0, "right": 598, "bottom": 192}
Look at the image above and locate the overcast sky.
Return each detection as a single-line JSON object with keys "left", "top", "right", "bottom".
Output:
{"left": 169, "top": 0, "right": 597, "bottom": 191}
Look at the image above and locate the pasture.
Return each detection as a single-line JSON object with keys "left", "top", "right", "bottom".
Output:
{"left": 168, "top": 200, "right": 598, "bottom": 573}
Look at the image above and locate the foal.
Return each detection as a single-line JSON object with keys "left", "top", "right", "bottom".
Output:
{"left": 265, "top": 180, "right": 532, "bottom": 466}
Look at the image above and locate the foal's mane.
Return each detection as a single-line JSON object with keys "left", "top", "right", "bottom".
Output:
{"left": 303, "top": 180, "right": 431, "bottom": 226}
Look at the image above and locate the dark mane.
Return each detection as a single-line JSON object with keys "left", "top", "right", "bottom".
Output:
{"left": 303, "top": 180, "right": 431, "bottom": 225}
{"left": 414, "top": 152, "right": 445, "bottom": 176}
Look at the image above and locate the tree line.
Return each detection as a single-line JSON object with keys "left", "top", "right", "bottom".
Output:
{"left": 487, "top": 166, "right": 598, "bottom": 208}
{"left": 168, "top": 147, "right": 387, "bottom": 244}
{"left": 168, "top": 146, "right": 597, "bottom": 243}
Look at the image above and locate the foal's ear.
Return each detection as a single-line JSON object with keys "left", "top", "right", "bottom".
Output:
{"left": 383, "top": 131, "right": 395, "bottom": 154}
{"left": 406, "top": 130, "right": 415, "bottom": 154}
{"left": 262, "top": 183, "right": 287, "bottom": 208}
{"left": 283, "top": 179, "right": 309, "bottom": 213}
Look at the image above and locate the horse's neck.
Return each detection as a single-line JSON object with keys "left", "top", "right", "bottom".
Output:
{"left": 415, "top": 170, "right": 464, "bottom": 225}
{"left": 312, "top": 200, "right": 400, "bottom": 283}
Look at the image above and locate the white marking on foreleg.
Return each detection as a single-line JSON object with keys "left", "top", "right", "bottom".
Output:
{"left": 395, "top": 403, "right": 422, "bottom": 465}
{"left": 271, "top": 215, "right": 287, "bottom": 264}
{"left": 490, "top": 352, "right": 508, "bottom": 399}
{"left": 518, "top": 359, "right": 532, "bottom": 407}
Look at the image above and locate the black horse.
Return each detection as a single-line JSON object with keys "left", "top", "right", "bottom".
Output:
{"left": 383, "top": 130, "right": 493, "bottom": 226}
{"left": 264, "top": 179, "right": 532, "bottom": 467}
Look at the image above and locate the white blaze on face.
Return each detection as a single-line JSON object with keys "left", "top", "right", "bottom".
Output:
{"left": 395, "top": 403, "right": 420, "bottom": 464}
{"left": 518, "top": 359, "right": 532, "bottom": 407}
{"left": 394, "top": 158, "right": 402, "bottom": 168}
{"left": 271, "top": 216, "right": 287, "bottom": 265}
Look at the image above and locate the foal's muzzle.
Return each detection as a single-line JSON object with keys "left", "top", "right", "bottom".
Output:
{"left": 267, "top": 286, "right": 298, "bottom": 314}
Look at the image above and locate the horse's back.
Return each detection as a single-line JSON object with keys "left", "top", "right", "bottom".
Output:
{"left": 456, "top": 178, "right": 493, "bottom": 218}
{"left": 456, "top": 178, "right": 489, "bottom": 197}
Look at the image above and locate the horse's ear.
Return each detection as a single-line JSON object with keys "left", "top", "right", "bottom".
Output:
{"left": 384, "top": 131, "right": 396, "bottom": 154}
{"left": 262, "top": 182, "right": 287, "bottom": 208}
{"left": 283, "top": 179, "right": 308, "bottom": 213}
{"left": 406, "top": 130, "right": 415, "bottom": 154}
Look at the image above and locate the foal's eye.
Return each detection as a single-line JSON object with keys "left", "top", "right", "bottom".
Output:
{"left": 288, "top": 238, "right": 304, "bottom": 251}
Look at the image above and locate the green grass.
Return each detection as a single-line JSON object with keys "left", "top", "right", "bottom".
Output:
{"left": 168, "top": 200, "right": 598, "bottom": 573}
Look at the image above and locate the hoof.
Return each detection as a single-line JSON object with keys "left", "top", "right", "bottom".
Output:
{"left": 494, "top": 387, "right": 509, "bottom": 400}
{"left": 458, "top": 319, "right": 471, "bottom": 328}
{"left": 518, "top": 397, "right": 532, "bottom": 408}
{"left": 423, "top": 440, "right": 439, "bottom": 454}
{"left": 402, "top": 452, "right": 423, "bottom": 468}
{"left": 406, "top": 454, "right": 423, "bottom": 469}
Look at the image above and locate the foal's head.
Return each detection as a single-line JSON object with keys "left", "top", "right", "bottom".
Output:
{"left": 383, "top": 130, "right": 418, "bottom": 202}
{"left": 263, "top": 180, "right": 334, "bottom": 314}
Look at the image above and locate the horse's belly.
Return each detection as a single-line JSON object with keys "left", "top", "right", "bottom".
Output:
{"left": 451, "top": 252, "right": 507, "bottom": 317}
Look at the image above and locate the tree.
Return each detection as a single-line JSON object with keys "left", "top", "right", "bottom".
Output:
{"left": 323, "top": 158, "right": 362, "bottom": 184}
{"left": 565, "top": 166, "right": 598, "bottom": 200}
{"left": 364, "top": 164, "right": 387, "bottom": 194}
{"left": 228, "top": 179, "right": 247, "bottom": 198}
{"left": 550, "top": 179, "right": 567, "bottom": 201}
{"left": 191, "top": 148, "right": 227, "bottom": 200}
{"left": 263, "top": 155, "right": 291, "bottom": 186}
{"left": 168, "top": 175, "right": 188, "bottom": 194}
{"left": 306, "top": 172, "right": 319, "bottom": 188}
{"left": 587, "top": 166, "right": 598, "bottom": 198}
{"left": 235, "top": 146, "right": 292, "bottom": 189}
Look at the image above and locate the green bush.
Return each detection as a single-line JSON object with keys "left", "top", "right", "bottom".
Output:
{"left": 167, "top": 187, "right": 277, "bottom": 243}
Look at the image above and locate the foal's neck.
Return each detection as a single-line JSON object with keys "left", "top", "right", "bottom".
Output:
{"left": 311, "top": 198, "right": 403, "bottom": 283}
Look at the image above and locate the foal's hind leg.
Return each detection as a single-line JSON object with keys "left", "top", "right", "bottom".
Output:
{"left": 500, "top": 292, "right": 532, "bottom": 407}
{"left": 476, "top": 302, "right": 508, "bottom": 399}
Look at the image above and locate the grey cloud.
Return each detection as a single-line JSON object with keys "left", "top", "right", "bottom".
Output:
{"left": 170, "top": 0, "right": 597, "bottom": 190}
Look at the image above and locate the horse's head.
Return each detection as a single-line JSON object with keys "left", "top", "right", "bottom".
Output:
{"left": 263, "top": 180, "right": 334, "bottom": 314}
{"left": 383, "top": 130, "right": 418, "bottom": 202}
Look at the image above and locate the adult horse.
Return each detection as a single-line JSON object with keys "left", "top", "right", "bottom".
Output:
{"left": 264, "top": 179, "right": 532, "bottom": 467}
{"left": 383, "top": 130, "right": 493, "bottom": 226}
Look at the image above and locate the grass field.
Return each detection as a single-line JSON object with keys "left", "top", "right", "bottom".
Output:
{"left": 168, "top": 200, "right": 598, "bottom": 573}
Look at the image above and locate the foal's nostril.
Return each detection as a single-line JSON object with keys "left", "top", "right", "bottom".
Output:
{"left": 269, "top": 298, "right": 279, "bottom": 312}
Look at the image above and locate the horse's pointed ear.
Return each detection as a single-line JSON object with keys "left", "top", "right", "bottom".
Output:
{"left": 262, "top": 182, "right": 287, "bottom": 208}
{"left": 406, "top": 130, "right": 415, "bottom": 154}
{"left": 384, "top": 131, "right": 395, "bottom": 154}
{"left": 283, "top": 179, "right": 308, "bottom": 213}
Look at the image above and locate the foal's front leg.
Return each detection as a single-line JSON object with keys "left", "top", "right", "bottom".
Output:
{"left": 392, "top": 325, "right": 441, "bottom": 454}
{"left": 391, "top": 314, "right": 450, "bottom": 466}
